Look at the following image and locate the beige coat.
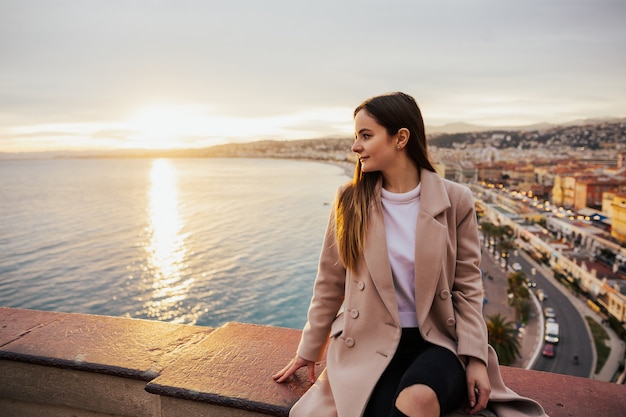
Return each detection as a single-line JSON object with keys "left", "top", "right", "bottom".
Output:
{"left": 291, "top": 169, "right": 548, "bottom": 417}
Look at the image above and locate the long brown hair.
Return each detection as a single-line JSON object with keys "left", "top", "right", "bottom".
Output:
{"left": 336, "top": 92, "right": 436, "bottom": 270}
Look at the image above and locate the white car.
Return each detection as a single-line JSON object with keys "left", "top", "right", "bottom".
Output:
{"left": 512, "top": 262, "right": 522, "bottom": 271}
{"left": 544, "top": 307, "right": 556, "bottom": 319}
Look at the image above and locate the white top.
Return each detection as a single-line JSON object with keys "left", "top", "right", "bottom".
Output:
{"left": 381, "top": 183, "right": 421, "bottom": 328}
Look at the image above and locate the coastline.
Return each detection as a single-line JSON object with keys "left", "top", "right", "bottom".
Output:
{"left": 327, "top": 160, "right": 355, "bottom": 179}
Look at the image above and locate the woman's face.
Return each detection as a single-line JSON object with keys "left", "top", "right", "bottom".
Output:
{"left": 352, "top": 109, "right": 397, "bottom": 173}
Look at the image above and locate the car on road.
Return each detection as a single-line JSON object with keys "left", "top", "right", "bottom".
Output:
{"left": 536, "top": 289, "right": 548, "bottom": 301}
{"left": 542, "top": 343, "right": 556, "bottom": 358}
{"left": 512, "top": 262, "right": 522, "bottom": 271}
{"left": 543, "top": 307, "right": 556, "bottom": 319}
{"left": 545, "top": 322, "right": 560, "bottom": 344}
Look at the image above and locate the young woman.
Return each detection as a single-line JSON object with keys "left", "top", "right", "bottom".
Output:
{"left": 274, "top": 92, "right": 547, "bottom": 417}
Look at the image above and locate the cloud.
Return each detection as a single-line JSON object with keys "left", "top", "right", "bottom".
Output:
{"left": 1, "top": 0, "right": 625, "bottom": 150}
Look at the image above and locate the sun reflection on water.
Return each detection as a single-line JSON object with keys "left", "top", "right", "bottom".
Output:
{"left": 144, "top": 159, "right": 194, "bottom": 323}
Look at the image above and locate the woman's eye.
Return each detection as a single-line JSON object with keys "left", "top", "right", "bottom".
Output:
{"left": 362, "top": 134, "right": 370, "bottom": 140}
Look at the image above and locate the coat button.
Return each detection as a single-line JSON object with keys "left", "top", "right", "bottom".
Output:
{"left": 345, "top": 337, "right": 355, "bottom": 347}
{"left": 439, "top": 290, "right": 451, "bottom": 299}
{"left": 446, "top": 318, "right": 456, "bottom": 326}
{"left": 350, "top": 309, "right": 359, "bottom": 318}
{"left": 357, "top": 281, "right": 365, "bottom": 291}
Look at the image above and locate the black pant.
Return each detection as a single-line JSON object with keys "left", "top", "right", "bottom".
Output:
{"left": 363, "top": 328, "right": 466, "bottom": 417}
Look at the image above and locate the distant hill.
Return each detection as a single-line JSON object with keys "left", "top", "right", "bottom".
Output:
{"left": 2, "top": 117, "right": 624, "bottom": 160}
{"left": 428, "top": 118, "right": 626, "bottom": 150}
{"left": 559, "top": 117, "right": 626, "bottom": 127}
{"left": 427, "top": 117, "right": 626, "bottom": 134}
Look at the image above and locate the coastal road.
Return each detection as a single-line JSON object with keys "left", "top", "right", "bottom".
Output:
{"left": 510, "top": 252, "right": 593, "bottom": 378}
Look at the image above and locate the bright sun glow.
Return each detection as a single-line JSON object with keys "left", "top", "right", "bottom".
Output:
{"left": 2, "top": 103, "right": 353, "bottom": 152}
{"left": 123, "top": 103, "right": 352, "bottom": 150}
{"left": 127, "top": 104, "right": 213, "bottom": 149}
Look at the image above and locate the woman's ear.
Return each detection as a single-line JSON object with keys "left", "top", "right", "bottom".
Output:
{"left": 396, "top": 128, "right": 410, "bottom": 149}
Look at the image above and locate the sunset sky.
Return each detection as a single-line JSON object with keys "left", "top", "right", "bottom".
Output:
{"left": 1, "top": 0, "right": 625, "bottom": 152}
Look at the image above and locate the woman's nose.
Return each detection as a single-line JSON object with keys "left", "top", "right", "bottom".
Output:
{"left": 351, "top": 140, "right": 362, "bottom": 153}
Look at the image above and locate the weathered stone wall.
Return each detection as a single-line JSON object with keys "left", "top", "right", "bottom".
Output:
{"left": 1, "top": 307, "right": 625, "bottom": 417}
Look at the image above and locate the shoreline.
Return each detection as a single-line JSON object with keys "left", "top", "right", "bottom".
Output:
{"left": 326, "top": 160, "right": 355, "bottom": 179}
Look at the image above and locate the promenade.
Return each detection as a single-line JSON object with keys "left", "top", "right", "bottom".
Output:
{"left": 481, "top": 248, "right": 542, "bottom": 370}
{"left": 481, "top": 245, "right": 625, "bottom": 381}
{"left": 526, "top": 250, "right": 626, "bottom": 382}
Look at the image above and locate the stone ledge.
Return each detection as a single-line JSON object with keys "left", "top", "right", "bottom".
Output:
{"left": 0, "top": 307, "right": 214, "bottom": 380}
{"left": 0, "top": 360, "right": 160, "bottom": 417}
{"left": 144, "top": 322, "right": 320, "bottom": 416}
{"left": 1, "top": 307, "right": 625, "bottom": 417}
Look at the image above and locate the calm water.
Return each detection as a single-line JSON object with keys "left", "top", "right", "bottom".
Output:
{"left": 0, "top": 158, "right": 349, "bottom": 329}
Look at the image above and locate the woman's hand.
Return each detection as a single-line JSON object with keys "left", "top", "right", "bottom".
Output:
{"left": 272, "top": 355, "right": 317, "bottom": 383}
{"left": 465, "top": 357, "right": 491, "bottom": 415}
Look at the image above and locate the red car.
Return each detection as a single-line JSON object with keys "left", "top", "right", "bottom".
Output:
{"left": 542, "top": 343, "right": 555, "bottom": 358}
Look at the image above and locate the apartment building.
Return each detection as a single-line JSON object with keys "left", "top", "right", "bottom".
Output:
{"left": 611, "top": 194, "right": 626, "bottom": 243}
{"left": 574, "top": 176, "right": 626, "bottom": 211}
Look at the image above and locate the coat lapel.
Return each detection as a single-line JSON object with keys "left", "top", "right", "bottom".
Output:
{"left": 414, "top": 170, "right": 451, "bottom": 326}
{"left": 363, "top": 182, "right": 400, "bottom": 326}
{"left": 362, "top": 171, "right": 451, "bottom": 328}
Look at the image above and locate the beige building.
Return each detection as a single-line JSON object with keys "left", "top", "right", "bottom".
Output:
{"left": 553, "top": 172, "right": 626, "bottom": 211}
{"left": 562, "top": 175, "right": 578, "bottom": 209}
{"left": 611, "top": 193, "right": 626, "bottom": 243}
{"left": 603, "top": 192, "right": 616, "bottom": 218}
{"left": 574, "top": 177, "right": 624, "bottom": 211}
{"left": 607, "top": 286, "right": 626, "bottom": 323}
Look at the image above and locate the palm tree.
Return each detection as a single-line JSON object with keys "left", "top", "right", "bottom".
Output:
{"left": 498, "top": 238, "right": 515, "bottom": 269}
{"left": 507, "top": 271, "right": 531, "bottom": 323}
{"left": 487, "top": 313, "right": 521, "bottom": 366}
{"left": 480, "top": 221, "right": 497, "bottom": 253}
{"left": 494, "top": 224, "right": 514, "bottom": 265}
{"left": 495, "top": 224, "right": 514, "bottom": 241}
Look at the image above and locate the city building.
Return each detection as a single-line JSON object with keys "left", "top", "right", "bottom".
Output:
{"left": 611, "top": 194, "right": 626, "bottom": 243}
{"left": 574, "top": 176, "right": 626, "bottom": 211}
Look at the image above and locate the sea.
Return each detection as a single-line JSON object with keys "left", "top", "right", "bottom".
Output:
{"left": 0, "top": 157, "right": 350, "bottom": 330}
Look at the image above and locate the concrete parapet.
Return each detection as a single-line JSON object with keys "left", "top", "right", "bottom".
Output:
{"left": 1, "top": 307, "right": 625, "bottom": 417}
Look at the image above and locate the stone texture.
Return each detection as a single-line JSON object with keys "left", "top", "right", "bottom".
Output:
{"left": 146, "top": 322, "right": 322, "bottom": 416}
{"left": 0, "top": 307, "right": 214, "bottom": 380}
{"left": 0, "top": 360, "right": 158, "bottom": 417}
{"left": 161, "top": 396, "right": 269, "bottom": 417}
{"left": 501, "top": 366, "right": 626, "bottom": 417}
{"left": 0, "top": 399, "right": 122, "bottom": 417}
{"left": 1, "top": 307, "right": 625, "bottom": 417}
{"left": 0, "top": 307, "right": 58, "bottom": 346}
